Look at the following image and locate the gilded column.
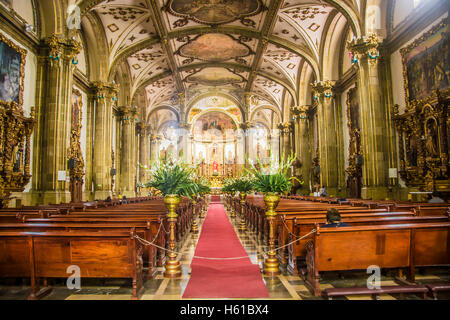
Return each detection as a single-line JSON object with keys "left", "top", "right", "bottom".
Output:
{"left": 348, "top": 34, "right": 389, "bottom": 199}
{"left": 120, "top": 106, "right": 138, "bottom": 197}
{"left": 92, "top": 82, "right": 118, "bottom": 200}
{"left": 138, "top": 122, "right": 151, "bottom": 186}
{"left": 149, "top": 132, "right": 158, "bottom": 165}
{"left": 84, "top": 92, "right": 96, "bottom": 201}
{"left": 312, "top": 80, "right": 339, "bottom": 196}
{"left": 292, "top": 106, "right": 312, "bottom": 192}
{"left": 278, "top": 122, "right": 293, "bottom": 159}
{"left": 240, "top": 122, "right": 252, "bottom": 166}
{"left": 33, "top": 36, "right": 81, "bottom": 204}
{"left": 179, "top": 122, "right": 190, "bottom": 162}
{"left": 113, "top": 108, "right": 121, "bottom": 194}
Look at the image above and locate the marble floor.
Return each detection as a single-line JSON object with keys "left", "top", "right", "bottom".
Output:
{"left": 0, "top": 202, "right": 449, "bottom": 300}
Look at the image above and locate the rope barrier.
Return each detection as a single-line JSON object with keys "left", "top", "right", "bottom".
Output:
{"left": 133, "top": 228, "right": 316, "bottom": 261}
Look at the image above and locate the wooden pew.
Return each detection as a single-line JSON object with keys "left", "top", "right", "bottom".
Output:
{"left": 286, "top": 215, "right": 450, "bottom": 274}
{"left": 24, "top": 216, "right": 168, "bottom": 268}
{"left": 0, "top": 221, "right": 161, "bottom": 278}
{"left": 304, "top": 222, "right": 450, "bottom": 296}
{"left": 0, "top": 229, "right": 145, "bottom": 300}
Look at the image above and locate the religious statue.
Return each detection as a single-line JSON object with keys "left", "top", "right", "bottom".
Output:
{"left": 226, "top": 150, "right": 234, "bottom": 164}
{"left": 426, "top": 119, "right": 439, "bottom": 157}
{"left": 213, "top": 161, "right": 219, "bottom": 176}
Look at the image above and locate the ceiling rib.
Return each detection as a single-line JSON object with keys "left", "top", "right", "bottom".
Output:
{"left": 246, "top": 0, "right": 284, "bottom": 92}
{"left": 147, "top": 0, "right": 184, "bottom": 93}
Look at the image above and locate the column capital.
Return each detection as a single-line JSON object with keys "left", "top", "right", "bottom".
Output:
{"left": 179, "top": 121, "right": 191, "bottom": 130}
{"left": 312, "top": 80, "right": 335, "bottom": 100}
{"left": 92, "top": 81, "right": 119, "bottom": 101}
{"left": 278, "top": 122, "right": 293, "bottom": 134}
{"left": 118, "top": 106, "right": 138, "bottom": 123}
{"left": 291, "top": 106, "right": 310, "bottom": 120}
{"left": 240, "top": 121, "right": 253, "bottom": 131}
{"left": 347, "top": 33, "right": 382, "bottom": 64}
{"left": 44, "top": 35, "right": 82, "bottom": 62}
{"left": 136, "top": 122, "right": 152, "bottom": 136}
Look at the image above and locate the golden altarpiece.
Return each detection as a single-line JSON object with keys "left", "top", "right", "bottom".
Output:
{"left": 0, "top": 33, "right": 35, "bottom": 207}
{"left": 393, "top": 20, "right": 449, "bottom": 195}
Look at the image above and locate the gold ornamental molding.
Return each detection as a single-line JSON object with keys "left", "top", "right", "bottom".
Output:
{"left": 92, "top": 81, "right": 119, "bottom": 101}
{"left": 291, "top": 106, "right": 310, "bottom": 120}
{"left": 240, "top": 121, "right": 254, "bottom": 131}
{"left": 0, "top": 103, "right": 35, "bottom": 206}
{"left": 278, "top": 122, "right": 293, "bottom": 134}
{"left": 44, "top": 35, "right": 82, "bottom": 63}
{"left": 400, "top": 19, "right": 447, "bottom": 107}
{"left": 392, "top": 88, "right": 450, "bottom": 192}
{"left": 0, "top": 32, "right": 27, "bottom": 108}
{"left": 119, "top": 106, "right": 138, "bottom": 123}
{"left": 347, "top": 33, "right": 382, "bottom": 65}
{"left": 311, "top": 80, "right": 335, "bottom": 99}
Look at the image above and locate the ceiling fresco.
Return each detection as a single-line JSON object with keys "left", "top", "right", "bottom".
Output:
{"left": 81, "top": 0, "right": 354, "bottom": 118}
{"left": 164, "top": 0, "right": 267, "bottom": 25}
{"left": 185, "top": 67, "right": 246, "bottom": 87}
{"left": 177, "top": 33, "right": 253, "bottom": 63}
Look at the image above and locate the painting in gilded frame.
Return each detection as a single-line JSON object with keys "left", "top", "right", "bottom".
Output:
{"left": 0, "top": 32, "right": 27, "bottom": 107}
{"left": 400, "top": 19, "right": 449, "bottom": 104}
{"left": 0, "top": 0, "right": 12, "bottom": 9}
{"left": 165, "top": 0, "right": 265, "bottom": 25}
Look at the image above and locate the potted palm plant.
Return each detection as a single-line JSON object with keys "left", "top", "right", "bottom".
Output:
{"left": 145, "top": 159, "right": 196, "bottom": 278}
{"left": 245, "top": 153, "right": 301, "bottom": 276}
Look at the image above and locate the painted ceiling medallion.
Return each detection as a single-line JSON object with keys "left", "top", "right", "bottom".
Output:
{"left": 177, "top": 34, "right": 252, "bottom": 62}
{"left": 186, "top": 67, "right": 245, "bottom": 86}
{"left": 165, "top": 0, "right": 266, "bottom": 25}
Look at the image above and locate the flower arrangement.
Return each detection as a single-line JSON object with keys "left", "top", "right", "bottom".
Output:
{"left": 222, "top": 178, "right": 237, "bottom": 194}
{"left": 245, "top": 152, "right": 302, "bottom": 195}
{"left": 231, "top": 176, "right": 254, "bottom": 193}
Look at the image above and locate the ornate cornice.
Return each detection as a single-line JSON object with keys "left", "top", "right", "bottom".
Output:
{"left": 311, "top": 80, "right": 335, "bottom": 99}
{"left": 347, "top": 33, "right": 382, "bottom": 65}
{"left": 44, "top": 35, "right": 82, "bottom": 62}
{"left": 240, "top": 121, "right": 253, "bottom": 131}
{"left": 278, "top": 122, "right": 293, "bottom": 134}
{"left": 291, "top": 106, "right": 310, "bottom": 120}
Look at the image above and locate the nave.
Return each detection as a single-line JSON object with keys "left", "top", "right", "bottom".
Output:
{"left": 0, "top": 196, "right": 448, "bottom": 301}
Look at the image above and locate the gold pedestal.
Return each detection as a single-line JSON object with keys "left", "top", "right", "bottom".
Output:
{"left": 263, "top": 193, "right": 281, "bottom": 277}
{"left": 229, "top": 193, "right": 236, "bottom": 217}
{"left": 164, "top": 195, "right": 181, "bottom": 278}
{"left": 263, "top": 250, "right": 281, "bottom": 277}
{"left": 191, "top": 198, "right": 199, "bottom": 234}
{"left": 239, "top": 193, "right": 247, "bottom": 231}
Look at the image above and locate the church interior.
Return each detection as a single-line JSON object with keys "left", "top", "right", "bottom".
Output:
{"left": 0, "top": 0, "right": 449, "bottom": 303}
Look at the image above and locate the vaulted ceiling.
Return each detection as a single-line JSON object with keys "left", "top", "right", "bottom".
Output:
{"left": 78, "top": 0, "right": 360, "bottom": 119}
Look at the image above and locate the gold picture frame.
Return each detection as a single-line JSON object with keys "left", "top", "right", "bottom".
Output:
{"left": 0, "top": 32, "right": 27, "bottom": 109}
{"left": 400, "top": 19, "right": 448, "bottom": 106}
{"left": 0, "top": 0, "right": 13, "bottom": 9}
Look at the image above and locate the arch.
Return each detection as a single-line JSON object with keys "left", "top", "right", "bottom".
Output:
{"left": 185, "top": 92, "right": 245, "bottom": 124}
{"left": 249, "top": 105, "right": 282, "bottom": 123}
{"left": 189, "top": 109, "right": 240, "bottom": 137}
{"left": 37, "top": 0, "right": 67, "bottom": 37}
{"left": 81, "top": 11, "right": 109, "bottom": 82}
{"left": 147, "top": 105, "right": 181, "bottom": 124}
{"left": 321, "top": 12, "right": 349, "bottom": 80}
{"left": 325, "top": 0, "right": 362, "bottom": 37}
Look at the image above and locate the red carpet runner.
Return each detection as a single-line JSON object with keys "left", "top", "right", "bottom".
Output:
{"left": 182, "top": 203, "right": 269, "bottom": 298}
